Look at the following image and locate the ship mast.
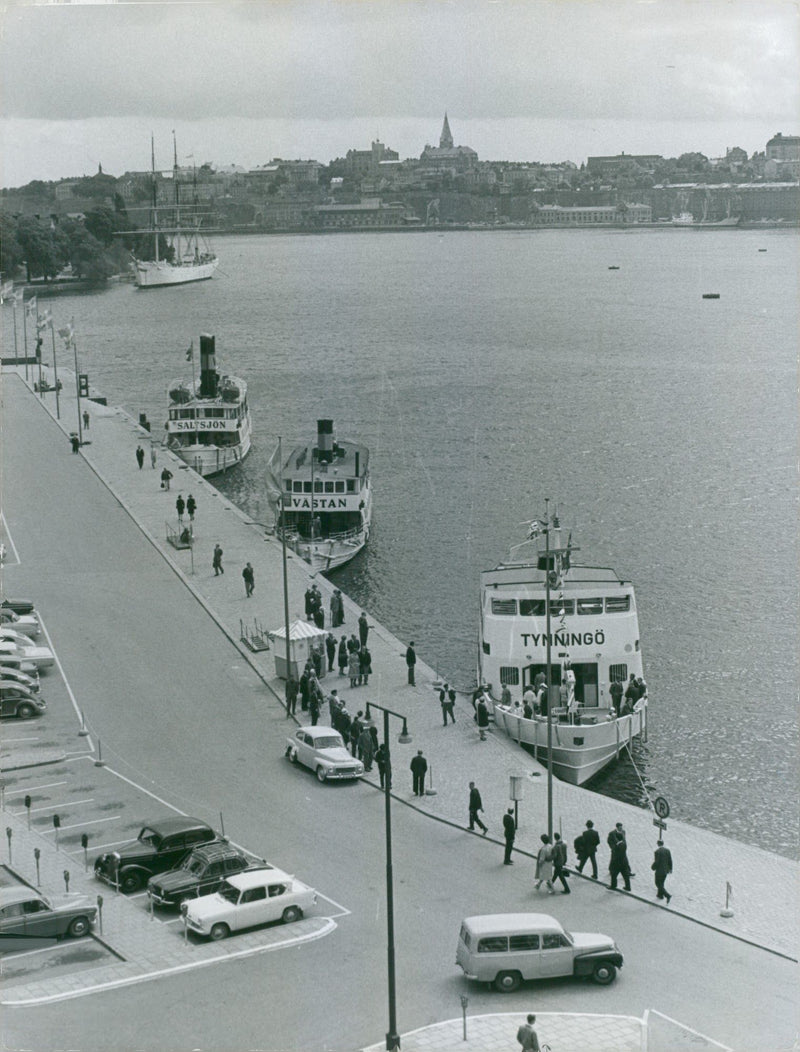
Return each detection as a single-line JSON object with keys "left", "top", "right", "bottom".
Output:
{"left": 150, "top": 135, "right": 159, "bottom": 264}
{"left": 172, "top": 130, "right": 181, "bottom": 261}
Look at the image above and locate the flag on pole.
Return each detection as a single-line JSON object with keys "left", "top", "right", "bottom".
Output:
{"left": 0, "top": 280, "right": 14, "bottom": 302}
{"left": 185, "top": 341, "right": 194, "bottom": 361}
{"left": 58, "top": 322, "right": 75, "bottom": 348}
{"left": 25, "top": 295, "right": 38, "bottom": 317}
{"left": 36, "top": 309, "right": 53, "bottom": 332}
{"left": 11, "top": 289, "right": 23, "bottom": 307}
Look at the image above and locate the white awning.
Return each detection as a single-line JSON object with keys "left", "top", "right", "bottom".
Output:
{"left": 269, "top": 618, "right": 328, "bottom": 641}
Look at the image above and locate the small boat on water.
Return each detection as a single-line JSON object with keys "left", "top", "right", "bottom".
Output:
{"left": 269, "top": 420, "right": 372, "bottom": 573}
{"left": 479, "top": 509, "right": 647, "bottom": 786}
{"left": 671, "top": 211, "right": 740, "bottom": 228}
{"left": 165, "top": 333, "right": 251, "bottom": 477}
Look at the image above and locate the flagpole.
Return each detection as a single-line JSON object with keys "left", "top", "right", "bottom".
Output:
{"left": 11, "top": 295, "right": 19, "bottom": 370}
{"left": 22, "top": 297, "right": 29, "bottom": 382}
{"left": 50, "top": 321, "right": 60, "bottom": 419}
{"left": 35, "top": 314, "right": 44, "bottom": 397}
{"left": 71, "top": 319, "right": 83, "bottom": 446}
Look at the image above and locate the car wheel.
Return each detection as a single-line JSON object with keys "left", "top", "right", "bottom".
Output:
{"left": 316, "top": 766, "right": 327, "bottom": 782}
{"left": 282, "top": 905, "right": 303, "bottom": 923}
{"left": 493, "top": 970, "right": 521, "bottom": 993}
{"left": 17, "top": 703, "right": 36, "bottom": 719}
{"left": 592, "top": 961, "right": 617, "bottom": 985}
{"left": 289, "top": 747, "right": 299, "bottom": 764}
{"left": 67, "top": 915, "right": 90, "bottom": 938}
{"left": 120, "top": 870, "right": 143, "bottom": 894}
{"left": 209, "top": 923, "right": 230, "bottom": 941}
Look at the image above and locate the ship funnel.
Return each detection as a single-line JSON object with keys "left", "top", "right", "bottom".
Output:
{"left": 199, "top": 333, "right": 219, "bottom": 399}
{"left": 317, "top": 419, "right": 334, "bottom": 464}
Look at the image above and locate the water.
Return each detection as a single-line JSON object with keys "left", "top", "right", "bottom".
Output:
{"left": 7, "top": 228, "right": 797, "bottom": 857}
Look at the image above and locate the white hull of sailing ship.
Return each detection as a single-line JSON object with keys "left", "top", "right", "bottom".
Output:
{"left": 270, "top": 420, "right": 372, "bottom": 573}
{"left": 478, "top": 513, "right": 647, "bottom": 785}
{"left": 134, "top": 256, "right": 219, "bottom": 288}
{"left": 166, "top": 334, "right": 251, "bottom": 478}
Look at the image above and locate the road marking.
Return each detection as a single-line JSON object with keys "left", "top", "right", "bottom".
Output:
{"left": 57, "top": 814, "right": 121, "bottom": 832}
{"left": 75, "top": 756, "right": 190, "bottom": 814}
{"left": 3, "top": 781, "right": 68, "bottom": 796}
{"left": 0, "top": 512, "right": 21, "bottom": 563}
{"left": 37, "top": 617, "right": 94, "bottom": 741}
{"left": 315, "top": 891, "right": 351, "bottom": 918}
{"left": 2, "top": 736, "right": 41, "bottom": 743}
{"left": 80, "top": 838, "right": 137, "bottom": 853}
{"left": 22, "top": 798, "right": 94, "bottom": 815}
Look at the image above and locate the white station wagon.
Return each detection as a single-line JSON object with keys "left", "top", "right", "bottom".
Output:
{"left": 285, "top": 725, "right": 364, "bottom": 782}
{"left": 183, "top": 867, "right": 317, "bottom": 940}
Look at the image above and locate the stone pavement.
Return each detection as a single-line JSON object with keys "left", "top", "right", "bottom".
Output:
{"left": 4, "top": 368, "right": 799, "bottom": 976}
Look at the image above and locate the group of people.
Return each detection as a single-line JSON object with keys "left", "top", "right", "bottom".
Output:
{"left": 609, "top": 673, "right": 648, "bottom": 716}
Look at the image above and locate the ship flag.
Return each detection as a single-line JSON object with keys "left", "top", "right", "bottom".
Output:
{"left": 25, "top": 295, "right": 38, "bottom": 317}
{"left": 36, "top": 309, "right": 53, "bottom": 332}
{"left": 185, "top": 341, "right": 194, "bottom": 361}
{"left": 58, "top": 321, "right": 75, "bottom": 348}
{"left": 0, "top": 280, "right": 14, "bottom": 302}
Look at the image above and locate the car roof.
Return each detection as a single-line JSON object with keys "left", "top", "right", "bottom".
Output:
{"left": 185, "top": 840, "right": 245, "bottom": 863}
{"left": 462, "top": 913, "right": 564, "bottom": 934}
{"left": 142, "top": 817, "right": 213, "bottom": 836}
{"left": 0, "top": 887, "right": 45, "bottom": 906}
{"left": 302, "top": 725, "right": 343, "bottom": 740}
{"left": 225, "top": 868, "right": 291, "bottom": 890}
{"left": 0, "top": 680, "right": 37, "bottom": 693}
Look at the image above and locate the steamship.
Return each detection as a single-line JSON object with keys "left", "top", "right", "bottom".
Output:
{"left": 165, "top": 334, "right": 251, "bottom": 477}
{"left": 268, "top": 420, "right": 372, "bottom": 573}
{"left": 480, "top": 513, "right": 648, "bottom": 785}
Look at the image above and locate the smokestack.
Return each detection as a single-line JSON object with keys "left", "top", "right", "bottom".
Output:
{"left": 317, "top": 419, "right": 334, "bottom": 463}
{"left": 199, "top": 333, "right": 218, "bottom": 399}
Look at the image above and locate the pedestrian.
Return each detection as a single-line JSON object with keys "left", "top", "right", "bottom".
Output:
{"left": 347, "top": 633, "right": 360, "bottom": 654}
{"left": 160, "top": 467, "right": 172, "bottom": 490}
{"left": 607, "top": 823, "right": 632, "bottom": 891}
{"left": 309, "top": 690, "right": 320, "bottom": 726}
{"left": 350, "top": 711, "right": 364, "bottom": 758}
{"left": 410, "top": 750, "right": 427, "bottom": 796}
{"left": 286, "top": 674, "right": 298, "bottom": 717}
{"left": 212, "top": 543, "right": 224, "bottom": 575}
{"left": 186, "top": 494, "right": 196, "bottom": 521}
{"left": 405, "top": 641, "right": 416, "bottom": 686}
{"left": 338, "top": 706, "right": 352, "bottom": 747}
{"left": 552, "top": 832, "right": 571, "bottom": 893}
{"left": 70, "top": 434, "right": 80, "bottom": 453}
{"left": 500, "top": 683, "right": 512, "bottom": 708}
{"left": 176, "top": 494, "right": 185, "bottom": 524}
{"left": 326, "top": 689, "right": 340, "bottom": 726}
{"left": 325, "top": 633, "right": 336, "bottom": 673}
{"left": 439, "top": 682, "right": 455, "bottom": 726}
{"left": 476, "top": 694, "right": 490, "bottom": 741}
{"left": 330, "top": 589, "right": 344, "bottom": 628}
{"left": 82, "top": 409, "right": 90, "bottom": 430}
{"left": 358, "top": 611, "right": 369, "bottom": 647}
{"left": 516, "top": 1014, "right": 540, "bottom": 1052}
{"left": 242, "top": 562, "right": 255, "bottom": 598}
{"left": 359, "top": 645, "right": 372, "bottom": 686}
{"left": 136, "top": 445, "right": 145, "bottom": 469}
{"left": 305, "top": 587, "right": 314, "bottom": 619}
{"left": 575, "top": 819, "right": 600, "bottom": 879}
{"left": 358, "top": 726, "right": 374, "bottom": 771}
{"left": 446, "top": 685, "right": 457, "bottom": 723}
{"left": 376, "top": 743, "right": 389, "bottom": 789}
{"left": 313, "top": 603, "right": 325, "bottom": 631}
{"left": 468, "top": 782, "right": 488, "bottom": 834}
{"left": 311, "top": 641, "right": 324, "bottom": 679}
{"left": 523, "top": 683, "right": 537, "bottom": 714}
{"left": 299, "top": 667, "right": 310, "bottom": 712}
{"left": 609, "top": 677, "right": 623, "bottom": 715}
{"left": 534, "top": 834, "right": 555, "bottom": 893}
{"left": 150, "top": 444, "right": 157, "bottom": 469}
{"left": 652, "top": 840, "right": 673, "bottom": 903}
{"left": 338, "top": 635, "right": 349, "bottom": 676}
{"left": 348, "top": 649, "right": 360, "bottom": 688}
{"left": 503, "top": 807, "right": 516, "bottom": 864}
{"left": 624, "top": 674, "right": 638, "bottom": 710}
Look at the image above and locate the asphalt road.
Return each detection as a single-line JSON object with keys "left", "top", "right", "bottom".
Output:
{"left": 2, "top": 381, "right": 797, "bottom": 1052}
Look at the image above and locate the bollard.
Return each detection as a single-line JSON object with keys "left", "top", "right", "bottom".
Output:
{"left": 181, "top": 903, "right": 189, "bottom": 944}
{"left": 5, "top": 826, "right": 12, "bottom": 865}
{"left": 78, "top": 710, "right": 89, "bottom": 737}
{"left": 34, "top": 847, "right": 41, "bottom": 885}
{"left": 150, "top": 890, "right": 155, "bottom": 921}
{"left": 63, "top": 870, "right": 70, "bottom": 893}
{"left": 25, "top": 794, "right": 32, "bottom": 830}
{"left": 424, "top": 764, "right": 438, "bottom": 796}
{"left": 53, "top": 813, "right": 61, "bottom": 850}
{"left": 0, "top": 779, "right": 5, "bottom": 810}
{"left": 81, "top": 832, "right": 89, "bottom": 871}
{"left": 97, "top": 894, "right": 103, "bottom": 936}
{"left": 460, "top": 994, "right": 469, "bottom": 1041}
{"left": 94, "top": 740, "right": 106, "bottom": 767}
{"left": 111, "top": 852, "right": 121, "bottom": 894}
{"left": 720, "top": 881, "right": 734, "bottom": 918}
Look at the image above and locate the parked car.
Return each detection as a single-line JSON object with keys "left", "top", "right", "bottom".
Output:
{"left": 0, "top": 887, "right": 97, "bottom": 944}
{"left": 0, "top": 610, "right": 40, "bottom": 638}
{"left": 0, "top": 667, "right": 40, "bottom": 693}
{"left": 0, "top": 684, "right": 46, "bottom": 719}
{"left": 183, "top": 867, "right": 317, "bottom": 940}
{"left": 0, "top": 640, "right": 54, "bottom": 671}
{"left": 147, "top": 841, "right": 271, "bottom": 908}
{"left": 94, "top": 817, "right": 218, "bottom": 893}
{"left": 285, "top": 725, "right": 364, "bottom": 782}
{"left": 456, "top": 913, "right": 623, "bottom": 992}
{"left": 0, "top": 628, "right": 36, "bottom": 647}
{"left": 0, "top": 655, "right": 40, "bottom": 677}
{"left": 1, "top": 598, "right": 35, "bottom": 616}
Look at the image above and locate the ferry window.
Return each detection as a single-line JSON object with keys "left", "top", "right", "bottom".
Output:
{"left": 519, "top": 600, "right": 545, "bottom": 616}
{"left": 605, "top": 596, "right": 631, "bottom": 613}
{"left": 477, "top": 936, "right": 508, "bottom": 953}
{"left": 500, "top": 667, "right": 519, "bottom": 686}
{"left": 180, "top": 409, "right": 195, "bottom": 420}
{"left": 314, "top": 481, "right": 323, "bottom": 493}
{"left": 324, "top": 482, "right": 334, "bottom": 493}
{"left": 555, "top": 599, "right": 574, "bottom": 616}
{"left": 204, "top": 408, "right": 224, "bottom": 418}
{"left": 303, "top": 482, "right": 312, "bottom": 493}
{"left": 335, "top": 481, "right": 345, "bottom": 493}
{"left": 510, "top": 934, "right": 539, "bottom": 951}
{"left": 491, "top": 599, "right": 517, "bottom": 615}
{"left": 346, "top": 480, "right": 356, "bottom": 493}
{"left": 292, "top": 481, "right": 302, "bottom": 492}
{"left": 577, "top": 598, "right": 603, "bottom": 615}
{"left": 609, "top": 664, "right": 627, "bottom": 683}
{"left": 482, "top": 642, "right": 491, "bottom": 655}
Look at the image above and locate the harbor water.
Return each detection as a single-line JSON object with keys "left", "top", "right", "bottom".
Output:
{"left": 6, "top": 228, "right": 797, "bottom": 857}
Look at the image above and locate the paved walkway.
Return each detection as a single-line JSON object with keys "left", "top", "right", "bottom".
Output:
{"left": 3, "top": 368, "right": 799, "bottom": 984}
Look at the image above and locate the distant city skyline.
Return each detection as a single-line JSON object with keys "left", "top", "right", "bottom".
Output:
{"left": 1, "top": 0, "right": 798, "bottom": 187}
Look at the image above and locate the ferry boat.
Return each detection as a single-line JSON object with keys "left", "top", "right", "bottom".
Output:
{"left": 479, "top": 509, "right": 647, "bottom": 786}
{"left": 165, "top": 333, "right": 251, "bottom": 477}
{"left": 269, "top": 420, "right": 372, "bottom": 573}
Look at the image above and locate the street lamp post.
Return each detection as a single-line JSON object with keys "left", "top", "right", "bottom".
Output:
{"left": 544, "top": 497, "right": 554, "bottom": 841}
{"left": 365, "top": 702, "right": 412, "bottom": 1052}
{"left": 278, "top": 438, "right": 292, "bottom": 711}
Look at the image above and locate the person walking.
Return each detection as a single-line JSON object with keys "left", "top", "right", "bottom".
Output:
{"left": 330, "top": 589, "right": 344, "bottom": 628}
{"left": 350, "top": 711, "right": 364, "bottom": 758}
{"left": 534, "top": 834, "right": 555, "bottom": 893}
{"left": 136, "top": 445, "right": 145, "bottom": 469}
{"left": 325, "top": 633, "right": 336, "bottom": 673}
{"left": 503, "top": 808, "right": 516, "bottom": 864}
{"left": 358, "top": 726, "right": 374, "bottom": 771}
{"left": 309, "top": 690, "right": 320, "bottom": 727}
{"left": 348, "top": 649, "right": 360, "bottom": 689}
{"left": 150, "top": 444, "right": 157, "bottom": 469}
{"left": 652, "top": 840, "right": 673, "bottom": 903}
{"left": 285, "top": 674, "right": 298, "bottom": 717}
{"left": 439, "top": 683, "right": 455, "bottom": 726}
{"left": 212, "top": 543, "right": 224, "bottom": 575}
{"left": 376, "top": 743, "right": 389, "bottom": 789}
{"left": 607, "top": 823, "right": 632, "bottom": 891}
{"left": 358, "top": 612, "right": 369, "bottom": 648}
{"left": 338, "top": 635, "right": 349, "bottom": 676}
{"left": 359, "top": 645, "right": 372, "bottom": 686}
{"left": 186, "top": 494, "right": 196, "bottom": 521}
{"left": 516, "top": 1014, "right": 540, "bottom": 1052}
{"left": 242, "top": 562, "right": 255, "bottom": 598}
{"left": 82, "top": 409, "right": 90, "bottom": 430}
{"left": 476, "top": 695, "right": 490, "bottom": 740}
{"left": 70, "top": 434, "right": 80, "bottom": 453}
{"left": 410, "top": 750, "right": 427, "bottom": 796}
{"left": 552, "top": 832, "right": 571, "bottom": 893}
{"left": 160, "top": 467, "right": 172, "bottom": 490}
{"left": 299, "top": 666, "right": 311, "bottom": 712}
{"left": 176, "top": 494, "right": 185, "bottom": 524}
{"left": 468, "top": 782, "right": 488, "bottom": 834}
{"left": 575, "top": 819, "right": 600, "bottom": 878}
{"left": 405, "top": 642, "right": 416, "bottom": 685}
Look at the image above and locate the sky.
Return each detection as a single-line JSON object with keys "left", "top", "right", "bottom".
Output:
{"left": 1, "top": 0, "right": 798, "bottom": 187}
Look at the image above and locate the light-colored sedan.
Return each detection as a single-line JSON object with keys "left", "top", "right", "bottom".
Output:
{"left": 0, "top": 640, "right": 54, "bottom": 671}
{"left": 0, "top": 887, "right": 97, "bottom": 945}
{"left": 0, "top": 610, "right": 40, "bottom": 638}
{"left": 183, "top": 867, "right": 317, "bottom": 940}
{"left": 285, "top": 725, "right": 364, "bottom": 782}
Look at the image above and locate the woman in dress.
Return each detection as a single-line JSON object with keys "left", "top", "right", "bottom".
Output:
{"left": 534, "top": 834, "right": 555, "bottom": 893}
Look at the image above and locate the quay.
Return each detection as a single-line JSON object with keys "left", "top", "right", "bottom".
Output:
{"left": 1, "top": 366, "right": 797, "bottom": 1049}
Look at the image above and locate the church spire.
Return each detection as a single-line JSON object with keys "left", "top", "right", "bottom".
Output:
{"left": 439, "top": 112, "right": 453, "bottom": 149}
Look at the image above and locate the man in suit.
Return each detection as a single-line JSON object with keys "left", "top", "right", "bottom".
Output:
{"left": 405, "top": 642, "right": 417, "bottom": 685}
{"left": 552, "top": 832, "right": 571, "bottom": 893}
{"left": 503, "top": 808, "right": 516, "bottom": 864}
{"left": 609, "top": 678, "right": 623, "bottom": 715}
{"left": 468, "top": 782, "right": 488, "bottom": 834}
{"left": 576, "top": 819, "right": 600, "bottom": 878}
{"left": 607, "top": 823, "right": 632, "bottom": 891}
{"left": 410, "top": 750, "right": 427, "bottom": 796}
{"left": 652, "top": 840, "right": 673, "bottom": 903}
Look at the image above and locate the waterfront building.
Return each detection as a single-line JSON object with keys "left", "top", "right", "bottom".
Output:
{"left": 420, "top": 114, "right": 478, "bottom": 171}
{"left": 534, "top": 203, "right": 651, "bottom": 226}
{"left": 312, "top": 198, "right": 408, "bottom": 229}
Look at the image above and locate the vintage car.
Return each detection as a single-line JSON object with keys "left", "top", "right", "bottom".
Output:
{"left": 1, "top": 599, "right": 35, "bottom": 616}
{"left": 0, "top": 667, "right": 41, "bottom": 693}
{"left": 0, "top": 887, "right": 97, "bottom": 944}
{"left": 456, "top": 913, "right": 623, "bottom": 991}
{"left": 148, "top": 841, "right": 271, "bottom": 908}
{"left": 0, "top": 639, "right": 54, "bottom": 671}
{"left": 0, "top": 684, "right": 46, "bottom": 719}
{"left": 94, "top": 817, "right": 218, "bottom": 893}
{"left": 183, "top": 867, "right": 317, "bottom": 940}
{"left": 0, "top": 609, "right": 40, "bottom": 638}
{"left": 285, "top": 725, "right": 364, "bottom": 782}
{"left": 0, "top": 655, "right": 40, "bottom": 677}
